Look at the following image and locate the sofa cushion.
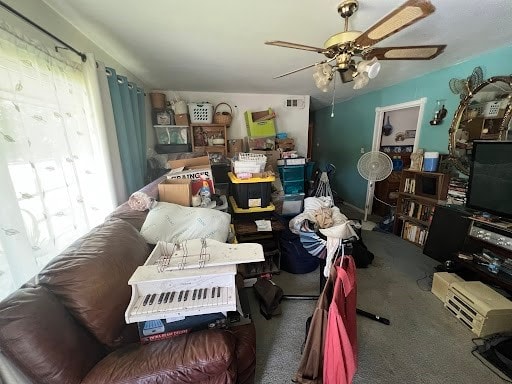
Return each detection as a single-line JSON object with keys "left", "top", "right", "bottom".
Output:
{"left": 0, "top": 285, "right": 105, "bottom": 384}
{"left": 107, "top": 201, "right": 149, "bottom": 231}
{"left": 229, "top": 323, "right": 257, "bottom": 384}
{"left": 38, "top": 218, "right": 150, "bottom": 347}
{"left": 140, "top": 201, "right": 231, "bottom": 244}
{"left": 81, "top": 329, "right": 237, "bottom": 384}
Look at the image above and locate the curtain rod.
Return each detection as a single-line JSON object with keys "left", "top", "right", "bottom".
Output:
{"left": 0, "top": 0, "right": 87, "bottom": 62}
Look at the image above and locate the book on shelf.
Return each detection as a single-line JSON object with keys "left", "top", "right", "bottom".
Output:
{"left": 447, "top": 177, "right": 468, "bottom": 205}
{"left": 403, "top": 178, "right": 416, "bottom": 194}
{"left": 401, "top": 221, "right": 429, "bottom": 246}
{"left": 401, "top": 201, "right": 435, "bottom": 224}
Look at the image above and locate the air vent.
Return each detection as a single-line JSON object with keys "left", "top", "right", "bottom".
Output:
{"left": 284, "top": 97, "right": 305, "bottom": 109}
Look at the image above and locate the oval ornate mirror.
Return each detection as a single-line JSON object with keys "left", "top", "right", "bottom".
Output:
{"left": 448, "top": 75, "right": 512, "bottom": 174}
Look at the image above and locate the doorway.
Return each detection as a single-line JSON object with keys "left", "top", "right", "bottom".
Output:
{"left": 365, "top": 98, "right": 426, "bottom": 217}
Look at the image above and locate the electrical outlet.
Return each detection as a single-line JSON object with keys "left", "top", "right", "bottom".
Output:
{"left": 360, "top": 147, "right": 365, "bottom": 154}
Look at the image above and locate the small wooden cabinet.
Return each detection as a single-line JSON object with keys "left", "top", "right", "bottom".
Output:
{"left": 373, "top": 171, "right": 402, "bottom": 216}
{"left": 191, "top": 124, "right": 227, "bottom": 155}
{"left": 393, "top": 170, "right": 450, "bottom": 247}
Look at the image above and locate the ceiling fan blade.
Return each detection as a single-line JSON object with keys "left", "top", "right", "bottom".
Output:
{"left": 265, "top": 40, "right": 326, "bottom": 53}
{"left": 273, "top": 57, "right": 336, "bottom": 79}
{"left": 354, "top": 0, "right": 436, "bottom": 47}
{"left": 363, "top": 45, "right": 446, "bottom": 60}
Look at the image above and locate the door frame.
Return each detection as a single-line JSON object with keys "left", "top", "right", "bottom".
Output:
{"left": 365, "top": 97, "right": 427, "bottom": 219}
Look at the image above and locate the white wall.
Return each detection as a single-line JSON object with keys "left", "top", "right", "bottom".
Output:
{"left": 161, "top": 91, "right": 311, "bottom": 157}
{"left": 380, "top": 107, "right": 420, "bottom": 148}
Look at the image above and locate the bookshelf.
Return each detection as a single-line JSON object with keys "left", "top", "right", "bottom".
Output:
{"left": 393, "top": 170, "right": 450, "bottom": 247}
{"left": 190, "top": 124, "right": 228, "bottom": 155}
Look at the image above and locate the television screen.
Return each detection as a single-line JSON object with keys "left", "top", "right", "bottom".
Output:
{"left": 466, "top": 141, "right": 512, "bottom": 219}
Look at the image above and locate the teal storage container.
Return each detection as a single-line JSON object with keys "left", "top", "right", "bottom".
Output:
{"left": 282, "top": 180, "right": 304, "bottom": 194}
{"left": 278, "top": 165, "right": 305, "bottom": 183}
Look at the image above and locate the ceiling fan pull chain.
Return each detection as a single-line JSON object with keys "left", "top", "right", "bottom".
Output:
{"left": 330, "top": 72, "right": 337, "bottom": 118}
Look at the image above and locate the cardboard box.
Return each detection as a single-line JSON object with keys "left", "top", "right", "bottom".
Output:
{"left": 250, "top": 149, "right": 281, "bottom": 172}
{"left": 275, "top": 138, "right": 295, "bottom": 151}
{"left": 246, "top": 136, "right": 275, "bottom": 151}
{"left": 175, "top": 113, "right": 190, "bottom": 126}
{"left": 167, "top": 155, "right": 213, "bottom": 180}
{"left": 228, "top": 139, "right": 244, "bottom": 154}
{"left": 158, "top": 179, "right": 192, "bottom": 206}
{"left": 138, "top": 313, "right": 226, "bottom": 343}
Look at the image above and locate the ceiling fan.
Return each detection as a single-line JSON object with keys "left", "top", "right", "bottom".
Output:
{"left": 265, "top": 0, "right": 446, "bottom": 91}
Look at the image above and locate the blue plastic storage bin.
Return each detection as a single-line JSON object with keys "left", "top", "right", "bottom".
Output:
{"left": 278, "top": 165, "right": 305, "bottom": 182}
{"left": 283, "top": 180, "right": 304, "bottom": 194}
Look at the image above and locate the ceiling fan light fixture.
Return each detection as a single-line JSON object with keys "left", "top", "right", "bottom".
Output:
{"left": 356, "top": 57, "right": 381, "bottom": 79}
{"left": 266, "top": 0, "right": 446, "bottom": 95}
{"left": 313, "top": 63, "right": 333, "bottom": 92}
{"left": 353, "top": 72, "right": 369, "bottom": 90}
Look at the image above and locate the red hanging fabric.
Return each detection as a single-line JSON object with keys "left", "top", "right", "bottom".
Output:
{"left": 323, "top": 255, "right": 357, "bottom": 384}
{"left": 293, "top": 268, "right": 335, "bottom": 383}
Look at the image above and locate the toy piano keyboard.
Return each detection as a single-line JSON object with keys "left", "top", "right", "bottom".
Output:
{"left": 125, "top": 238, "right": 264, "bottom": 324}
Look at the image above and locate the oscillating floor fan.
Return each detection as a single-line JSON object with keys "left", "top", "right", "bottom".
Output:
{"left": 357, "top": 151, "right": 393, "bottom": 221}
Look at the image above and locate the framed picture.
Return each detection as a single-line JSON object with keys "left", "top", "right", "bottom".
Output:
{"left": 156, "top": 111, "right": 171, "bottom": 125}
{"left": 405, "top": 129, "right": 416, "bottom": 139}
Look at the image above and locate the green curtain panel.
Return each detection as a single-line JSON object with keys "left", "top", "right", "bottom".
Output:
{"left": 106, "top": 67, "right": 146, "bottom": 194}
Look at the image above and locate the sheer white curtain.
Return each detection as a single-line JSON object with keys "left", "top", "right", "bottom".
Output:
{"left": 0, "top": 23, "right": 116, "bottom": 300}
{"left": 83, "top": 54, "right": 127, "bottom": 205}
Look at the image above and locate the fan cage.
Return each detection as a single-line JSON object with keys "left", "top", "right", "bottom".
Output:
{"left": 357, "top": 151, "right": 393, "bottom": 182}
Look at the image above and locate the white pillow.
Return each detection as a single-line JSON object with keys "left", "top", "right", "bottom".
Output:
{"left": 140, "top": 202, "right": 231, "bottom": 244}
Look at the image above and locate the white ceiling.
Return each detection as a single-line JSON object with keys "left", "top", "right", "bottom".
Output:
{"left": 43, "top": 0, "right": 512, "bottom": 109}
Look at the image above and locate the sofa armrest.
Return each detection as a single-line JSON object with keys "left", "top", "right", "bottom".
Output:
{"left": 81, "top": 329, "right": 237, "bottom": 384}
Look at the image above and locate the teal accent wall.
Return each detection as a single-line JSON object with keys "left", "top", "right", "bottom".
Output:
{"left": 313, "top": 44, "right": 512, "bottom": 209}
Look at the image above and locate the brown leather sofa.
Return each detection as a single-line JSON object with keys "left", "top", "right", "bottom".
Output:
{"left": 0, "top": 176, "right": 256, "bottom": 384}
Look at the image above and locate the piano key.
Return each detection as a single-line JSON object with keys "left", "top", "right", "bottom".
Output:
{"left": 192, "top": 289, "right": 197, "bottom": 300}
{"left": 131, "top": 295, "right": 145, "bottom": 314}
{"left": 143, "top": 294, "right": 151, "bottom": 306}
{"left": 141, "top": 297, "right": 156, "bottom": 314}
{"left": 127, "top": 284, "right": 236, "bottom": 322}
{"left": 155, "top": 292, "right": 169, "bottom": 313}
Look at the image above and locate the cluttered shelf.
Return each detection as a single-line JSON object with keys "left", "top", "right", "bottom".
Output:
{"left": 393, "top": 169, "right": 450, "bottom": 248}
{"left": 457, "top": 255, "right": 512, "bottom": 293}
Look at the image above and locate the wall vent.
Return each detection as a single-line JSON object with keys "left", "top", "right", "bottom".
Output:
{"left": 284, "top": 97, "right": 305, "bottom": 109}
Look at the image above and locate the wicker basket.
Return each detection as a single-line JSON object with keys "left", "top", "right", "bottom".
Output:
{"left": 150, "top": 93, "right": 166, "bottom": 109}
{"left": 213, "top": 102, "right": 233, "bottom": 127}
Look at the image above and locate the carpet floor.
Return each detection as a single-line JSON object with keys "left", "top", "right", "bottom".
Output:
{"left": 248, "top": 229, "right": 503, "bottom": 384}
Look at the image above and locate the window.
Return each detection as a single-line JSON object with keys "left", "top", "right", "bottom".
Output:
{"left": 0, "top": 24, "right": 114, "bottom": 300}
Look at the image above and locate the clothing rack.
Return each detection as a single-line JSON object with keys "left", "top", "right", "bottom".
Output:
{"left": 282, "top": 238, "right": 390, "bottom": 325}
{"left": 0, "top": 1, "right": 87, "bottom": 62}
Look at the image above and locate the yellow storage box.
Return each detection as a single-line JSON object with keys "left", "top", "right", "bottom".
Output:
{"left": 245, "top": 108, "right": 276, "bottom": 137}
